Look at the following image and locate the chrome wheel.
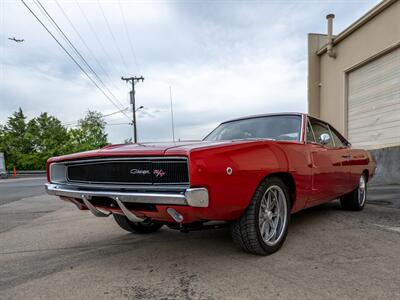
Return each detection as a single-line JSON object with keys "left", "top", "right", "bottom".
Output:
{"left": 258, "top": 185, "right": 288, "bottom": 246}
{"left": 340, "top": 174, "right": 367, "bottom": 211}
{"left": 358, "top": 175, "right": 366, "bottom": 206}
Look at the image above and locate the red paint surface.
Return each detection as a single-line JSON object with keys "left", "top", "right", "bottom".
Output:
{"left": 47, "top": 113, "right": 376, "bottom": 224}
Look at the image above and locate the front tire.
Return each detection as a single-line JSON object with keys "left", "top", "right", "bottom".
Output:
{"left": 231, "top": 177, "right": 291, "bottom": 255}
{"left": 113, "top": 214, "right": 164, "bottom": 234}
{"left": 340, "top": 174, "right": 367, "bottom": 211}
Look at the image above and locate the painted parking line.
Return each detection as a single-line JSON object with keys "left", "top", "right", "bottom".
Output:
{"left": 373, "top": 224, "right": 400, "bottom": 233}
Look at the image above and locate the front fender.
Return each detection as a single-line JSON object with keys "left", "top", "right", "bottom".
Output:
{"left": 187, "top": 141, "right": 292, "bottom": 220}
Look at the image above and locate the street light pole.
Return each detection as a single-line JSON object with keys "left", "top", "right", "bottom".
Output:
{"left": 121, "top": 76, "right": 144, "bottom": 143}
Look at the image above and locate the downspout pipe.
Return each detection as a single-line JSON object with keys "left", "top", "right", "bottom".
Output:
{"left": 326, "top": 14, "right": 336, "bottom": 58}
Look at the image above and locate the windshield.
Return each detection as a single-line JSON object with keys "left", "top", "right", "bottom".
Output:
{"left": 204, "top": 115, "right": 302, "bottom": 142}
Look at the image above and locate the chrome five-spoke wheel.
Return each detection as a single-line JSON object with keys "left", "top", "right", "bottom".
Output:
{"left": 358, "top": 175, "right": 367, "bottom": 207}
{"left": 231, "top": 177, "right": 291, "bottom": 255}
{"left": 258, "top": 185, "right": 288, "bottom": 246}
{"left": 340, "top": 174, "right": 367, "bottom": 211}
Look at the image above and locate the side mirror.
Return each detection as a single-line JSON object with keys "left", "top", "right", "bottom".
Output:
{"left": 319, "top": 133, "right": 331, "bottom": 145}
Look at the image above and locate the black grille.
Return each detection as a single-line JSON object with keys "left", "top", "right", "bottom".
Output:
{"left": 67, "top": 159, "right": 189, "bottom": 185}
{"left": 152, "top": 161, "right": 189, "bottom": 184}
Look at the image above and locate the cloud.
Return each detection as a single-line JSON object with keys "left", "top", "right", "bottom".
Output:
{"left": 134, "top": 53, "right": 307, "bottom": 142}
{"left": 0, "top": 0, "right": 380, "bottom": 143}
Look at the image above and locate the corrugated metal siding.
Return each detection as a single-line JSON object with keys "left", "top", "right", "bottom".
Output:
{"left": 348, "top": 48, "right": 400, "bottom": 150}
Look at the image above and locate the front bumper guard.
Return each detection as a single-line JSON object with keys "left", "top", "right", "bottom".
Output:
{"left": 45, "top": 183, "right": 209, "bottom": 220}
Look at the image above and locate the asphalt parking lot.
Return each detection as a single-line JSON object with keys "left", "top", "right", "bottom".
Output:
{"left": 0, "top": 178, "right": 399, "bottom": 299}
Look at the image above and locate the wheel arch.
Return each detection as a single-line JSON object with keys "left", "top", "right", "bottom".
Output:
{"left": 362, "top": 169, "right": 370, "bottom": 182}
{"left": 261, "top": 172, "right": 296, "bottom": 209}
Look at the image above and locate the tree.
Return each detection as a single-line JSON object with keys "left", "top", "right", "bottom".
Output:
{"left": 0, "top": 108, "right": 33, "bottom": 170}
{"left": 0, "top": 109, "right": 109, "bottom": 170}
{"left": 25, "top": 113, "right": 70, "bottom": 169}
{"left": 67, "top": 110, "right": 108, "bottom": 153}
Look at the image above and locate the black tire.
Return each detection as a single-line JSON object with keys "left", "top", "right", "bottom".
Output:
{"left": 231, "top": 177, "right": 291, "bottom": 255}
{"left": 340, "top": 174, "right": 367, "bottom": 211}
{"left": 113, "top": 214, "right": 164, "bottom": 234}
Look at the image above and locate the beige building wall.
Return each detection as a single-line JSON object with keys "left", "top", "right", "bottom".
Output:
{"left": 308, "top": 0, "right": 400, "bottom": 137}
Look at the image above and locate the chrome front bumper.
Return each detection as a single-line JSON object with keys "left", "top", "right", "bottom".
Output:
{"left": 45, "top": 183, "right": 209, "bottom": 208}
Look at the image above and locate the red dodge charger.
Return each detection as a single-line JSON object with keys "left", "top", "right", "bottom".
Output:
{"left": 46, "top": 113, "right": 376, "bottom": 255}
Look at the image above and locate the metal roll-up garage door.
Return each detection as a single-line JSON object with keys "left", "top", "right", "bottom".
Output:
{"left": 347, "top": 48, "right": 400, "bottom": 150}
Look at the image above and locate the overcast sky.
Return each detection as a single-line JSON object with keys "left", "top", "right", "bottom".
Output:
{"left": 0, "top": 0, "right": 380, "bottom": 143}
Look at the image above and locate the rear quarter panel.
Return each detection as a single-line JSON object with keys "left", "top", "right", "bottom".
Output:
{"left": 349, "top": 148, "right": 376, "bottom": 188}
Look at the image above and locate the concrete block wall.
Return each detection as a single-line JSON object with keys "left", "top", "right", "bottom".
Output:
{"left": 369, "top": 146, "right": 400, "bottom": 185}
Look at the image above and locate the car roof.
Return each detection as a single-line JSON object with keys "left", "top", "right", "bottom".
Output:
{"left": 222, "top": 112, "right": 306, "bottom": 124}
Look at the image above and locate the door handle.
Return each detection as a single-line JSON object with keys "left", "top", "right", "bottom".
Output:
{"left": 341, "top": 155, "right": 351, "bottom": 159}
{"left": 308, "top": 152, "right": 317, "bottom": 168}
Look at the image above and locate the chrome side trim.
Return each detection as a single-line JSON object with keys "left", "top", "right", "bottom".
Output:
{"left": 46, "top": 183, "right": 187, "bottom": 205}
{"left": 49, "top": 181, "right": 189, "bottom": 192}
{"left": 309, "top": 117, "right": 317, "bottom": 143}
{"left": 49, "top": 156, "right": 190, "bottom": 187}
{"left": 68, "top": 160, "right": 188, "bottom": 168}
{"left": 300, "top": 114, "right": 305, "bottom": 143}
{"left": 185, "top": 188, "right": 209, "bottom": 208}
{"left": 49, "top": 163, "right": 67, "bottom": 184}
{"left": 81, "top": 196, "right": 111, "bottom": 217}
{"left": 45, "top": 183, "right": 209, "bottom": 208}
{"left": 65, "top": 179, "right": 189, "bottom": 186}
{"left": 53, "top": 156, "right": 188, "bottom": 165}
{"left": 65, "top": 160, "right": 189, "bottom": 185}
{"left": 327, "top": 125, "right": 336, "bottom": 147}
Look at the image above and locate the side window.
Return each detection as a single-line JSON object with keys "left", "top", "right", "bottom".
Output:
{"left": 329, "top": 126, "right": 347, "bottom": 148}
{"left": 306, "top": 119, "right": 315, "bottom": 143}
{"left": 311, "top": 121, "right": 334, "bottom": 147}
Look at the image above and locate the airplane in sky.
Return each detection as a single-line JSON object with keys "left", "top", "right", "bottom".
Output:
{"left": 8, "top": 37, "right": 25, "bottom": 43}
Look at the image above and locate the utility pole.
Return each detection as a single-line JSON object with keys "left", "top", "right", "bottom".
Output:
{"left": 121, "top": 76, "right": 144, "bottom": 143}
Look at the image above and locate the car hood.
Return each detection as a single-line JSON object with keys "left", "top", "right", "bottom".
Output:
{"left": 48, "top": 140, "right": 266, "bottom": 163}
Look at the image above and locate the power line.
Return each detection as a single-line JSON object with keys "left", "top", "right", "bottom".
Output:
{"left": 54, "top": 0, "right": 119, "bottom": 91}
{"left": 32, "top": 0, "right": 65, "bottom": 45}
{"left": 117, "top": 0, "right": 140, "bottom": 73}
{"left": 34, "top": 0, "right": 128, "bottom": 114}
{"left": 105, "top": 123, "right": 130, "bottom": 126}
{"left": 20, "top": 0, "right": 130, "bottom": 121}
{"left": 74, "top": 0, "right": 119, "bottom": 75}
{"left": 97, "top": 0, "right": 127, "bottom": 69}
{"left": 63, "top": 107, "right": 129, "bottom": 127}
{"left": 65, "top": 122, "right": 130, "bottom": 127}
{"left": 103, "top": 107, "right": 130, "bottom": 117}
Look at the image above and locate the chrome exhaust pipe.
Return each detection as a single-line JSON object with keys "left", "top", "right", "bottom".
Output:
{"left": 167, "top": 208, "right": 184, "bottom": 223}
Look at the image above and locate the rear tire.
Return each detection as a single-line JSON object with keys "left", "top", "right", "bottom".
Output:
{"left": 113, "top": 214, "right": 164, "bottom": 234}
{"left": 231, "top": 177, "right": 291, "bottom": 255}
{"left": 340, "top": 174, "right": 367, "bottom": 211}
